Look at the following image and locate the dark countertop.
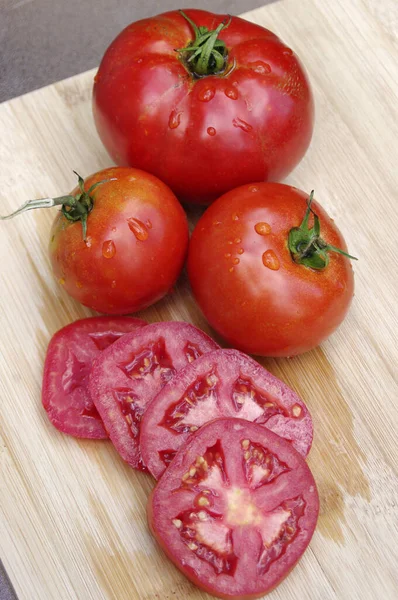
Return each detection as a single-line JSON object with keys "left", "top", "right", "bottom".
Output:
{"left": 0, "top": 0, "right": 273, "bottom": 103}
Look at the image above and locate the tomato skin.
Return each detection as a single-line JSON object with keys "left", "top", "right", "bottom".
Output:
{"left": 187, "top": 183, "right": 354, "bottom": 357}
{"left": 49, "top": 167, "right": 188, "bottom": 314}
{"left": 93, "top": 10, "right": 314, "bottom": 205}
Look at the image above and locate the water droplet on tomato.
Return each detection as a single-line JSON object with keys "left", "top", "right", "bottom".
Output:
{"left": 249, "top": 186, "right": 259, "bottom": 193}
{"left": 213, "top": 220, "right": 221, "bottom": 226}
{"left": 207, "top": 127, "right": 216, "bottom": 136}
{"left": 255, "top": 222, "right": 272, "bottom": 236}
{"left": 225, "top": 87, "right": 239, "bottom": 100}
{"left": 262, "top": 250, "right": 280, "bottom": 270}
{"left": 233, "top": 258, "right": 240, "bottom": 265}
{"left": 228, "top": 240, "right": 233, "bottom": 245}
{"left": 102, "top": 240, "right": 116, "bottom": 259}
{"left": 249, "top": 61, "right": 271, "bottom": 74}
{"left": 224, "top": 253, "right": 232, "bottom": 258}
{"left": 283, "top": 48, "right": 293, "bottom": 56}
{"left": 234, "top": 237, "right": 241, "bottom": 244}
{"left": 229, "top": 267, "right": 234, "bottom": 273}
{"left": 238, "top": 248, "right": 244, "bottom": 255}
{"left": 76, "top": 281, "right": 83, "bottom": 288}
{"left": 198, "top": 86, "right": 216, "bottom": 102}
{"left": 169, "top": 109, "right": 182, "bottom": 129}
{"left": 145, "top": 219, "right": 153, "bottom": 229}
{"left": 111, "top": 280, "right": 116, "bottom": 288}
{"left": 232, "top": 212, "right": 239, "bottom": 221}
{"left": 85, "top": 236, "right": 93, "bottom": 248}
{"left": 58, "top": 277, "right": 65, "bottom": 286}
{"left": 112, "top": 227, "right": 117, "bottom": 233}
{"left": 233, "top": 118, "right": 253, "bottom": 133}
{"left": 127, "top": 217, "right": 149, "bottom": 241}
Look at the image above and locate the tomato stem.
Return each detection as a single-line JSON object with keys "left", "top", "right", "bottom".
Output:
{"left": 0, "top": 172, "right": 114, "bottom": 241}
{"left": 176, "top": 10, "right": 231, "bottom": 77}
{"left": 288, "top": 191, "right": 358, "bottom": 270}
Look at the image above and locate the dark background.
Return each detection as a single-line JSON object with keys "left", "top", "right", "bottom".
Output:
{"left": 0, "top": 0, "right": 275, "bottom": 103}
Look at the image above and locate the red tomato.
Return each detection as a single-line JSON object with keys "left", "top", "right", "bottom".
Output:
{"left": 89, "top": 321, "right": 219, "bottom": 470}
{"left": 148, "top": 418, "right": 319, "bottom": 599}
{"left": 187, "top": 183, "right": 355, "bottom": 357}
{"left": 93, "top": 10, "right": 313, "bottom": 205}
{"left": 141, "top": 348, "right": 313, "bottom": 479}
{"left": 49, "top": 167, "right": 189, "bottom": 314}
{"left": 42, "top": 316, "right": 146, "bottom": 439}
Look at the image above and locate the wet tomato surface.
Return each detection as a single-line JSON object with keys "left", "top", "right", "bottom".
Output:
{"left": 88, "top": 321, "right": 219, "bottom": 470}
{"left": 50, "top": 167, "right": 189, "bottom": 314}
{"left": 148, "top": 418, "right": 319, "bottom": 599}
{"left": 93, "top": 9, "right": 313, "bottom": 204}
{"left": 141, "top": 349, "right": 312, "bottom": 479}
{"left": 188, "top": 183, "right": 355, "bottom": 356}
{"left": 42, "top": 316, "right": 146, "bottom": 438}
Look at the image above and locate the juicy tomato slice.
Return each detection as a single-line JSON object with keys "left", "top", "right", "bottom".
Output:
{"left": 141, "top": 349, "right": 313, "bottom": 479}
{"left": 42, "top": 316, "right": 147, "bottom": 439}
{"left": 148, "top": 418, "right": 319, "bottom": 599}
{"left": 88, "top": 321, "right": 219, "bottom": 470}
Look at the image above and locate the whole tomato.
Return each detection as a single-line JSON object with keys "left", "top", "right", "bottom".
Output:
{"left": 187, "top": 183, "right": 356, "bottom": 357}
{"left": 93, "top": 9, "right": 314, "bottom": 205}
{"left": 47, "top": 167, "right": 188, "bottom": 314}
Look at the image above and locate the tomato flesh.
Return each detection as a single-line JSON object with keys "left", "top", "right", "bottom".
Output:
{"left": 149, "top": 418, "right": 319, "bottom": 599}
{"left": 140, "top": 349, "right": 312, "bottom": 479}
{"left": 89, "top": 322, "right": 219, "bottom": 470}
{"left": 42, "top": 316, "right": 146, "bottom": 439}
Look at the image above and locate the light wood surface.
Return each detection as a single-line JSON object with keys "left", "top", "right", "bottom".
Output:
{"left": 1, "top": 0, "right": 397, "bottom": 598}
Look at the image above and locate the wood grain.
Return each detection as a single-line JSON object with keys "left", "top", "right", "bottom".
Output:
{"left": 0, "top": 0, "right": 397, "bottom": 598}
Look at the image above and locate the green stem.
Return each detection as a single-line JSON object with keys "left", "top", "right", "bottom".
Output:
{"left": 288, "top": 191, "right": 358, "bottom": 270}
{"left": 0, "top": 173, "right": 114, "bottom": 240}
{"left": 176, "top": 10, "right": 231, "bottom": 77}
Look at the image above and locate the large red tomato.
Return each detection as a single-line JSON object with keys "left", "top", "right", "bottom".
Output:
{"left": 93, "top": 9, "right": 314, "bottom": 205}
{"left": 187, "top": 183, "right": 355, "bottom": 357}
{"left": 49, "top": 167, "right": 188, "bottom": 314}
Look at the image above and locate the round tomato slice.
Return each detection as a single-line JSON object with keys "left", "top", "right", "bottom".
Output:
{"left": 141, "top": 349, "right": 312, "bottom": 479}
{"left": 89, "top": 321, "right": 219, "bottom": 470}
{"left": 148, "top": 418, "right": 319, "bottom": 599}
{"left": 42, "top": 316, "right": 147, "bottom": 439}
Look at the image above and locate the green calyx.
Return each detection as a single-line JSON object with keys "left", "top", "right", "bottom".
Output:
{"left": 175, "top": 10, "right": 231, "bottom": 77}
{"left": 0, "top": 171, "right": 112, "bottom": 241}
{"left": 288, "top": 191, "right": 358, "bottom": 270}
{"left": 60, "top": 171, "right": 105, "bottom": 240}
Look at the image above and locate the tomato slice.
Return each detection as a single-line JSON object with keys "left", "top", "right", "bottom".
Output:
{"left": 89, "top": 321, "right": 219, "bottom": 470}
{"left": 140, "top": 349, "right": 313, "bottom": 479}
{"left": 148, "top": 418, "right": 319, "bottom": 599}
{"left": 42, "top": 316, "right": 147, "bottom": 439}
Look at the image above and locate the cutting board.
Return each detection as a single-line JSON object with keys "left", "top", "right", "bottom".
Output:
{"left": 0, "top": 0, "right": 397, "bottom": 598}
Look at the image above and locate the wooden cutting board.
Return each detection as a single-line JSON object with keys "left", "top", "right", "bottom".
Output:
{"left": 0, "top": 0, "right": 397, "bottom": 598}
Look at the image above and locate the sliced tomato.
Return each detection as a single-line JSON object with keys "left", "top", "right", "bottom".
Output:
{"left": 140, "top": 349, "right": 312, "bottom": 479}
{"left": 42, "top": 316, "right": 147, "bottom": 439}
{"left": 89, "top": 321, "right": 219, "bottom": 470}
{"left": 148, "top": 418, "right": 319, "bottom": 599}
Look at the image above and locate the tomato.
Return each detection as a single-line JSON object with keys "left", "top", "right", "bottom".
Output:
{"left": 93, "top": 9, "right": 313, "bottom": 205}
{"left": 141, "top": 348, "right": 312, "bottom": 479}
{"left": 49, "top": 167, "right": 188, "bottom": 314}
{"left": 89, "top": 321, "right": 219, "bottom": 470}
{"left": 42, "top": 316, "right": 146, "bottom": 439}
{"left": 148, "top": 418, "right": 319, "bottom": 599}
{"left": 187, "top": 183, "right": 356, "bottom": 356}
